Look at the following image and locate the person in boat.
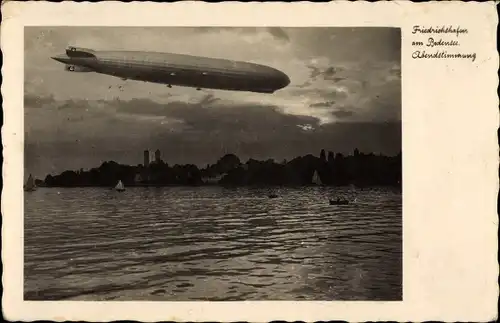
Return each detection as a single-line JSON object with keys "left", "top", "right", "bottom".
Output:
{"left": 330, "top": 196, "right": 349, "bottom": 205}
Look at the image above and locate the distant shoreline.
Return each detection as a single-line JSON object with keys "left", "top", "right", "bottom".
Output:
{"left": 34, "top": 150, "right": 402, "bottom": 189}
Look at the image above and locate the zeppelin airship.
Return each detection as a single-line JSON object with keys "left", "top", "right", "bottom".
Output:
{"left": 51, "top": 46, "right": 290, "bottom": 93}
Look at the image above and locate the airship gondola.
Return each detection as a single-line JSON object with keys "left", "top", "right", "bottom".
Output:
{"left": 51, "top": 46, "right": 290, "bottom": 93}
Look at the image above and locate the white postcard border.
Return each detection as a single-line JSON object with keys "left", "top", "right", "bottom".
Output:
{"left": 2, "top": 1, "right": 498, "bottom": 322}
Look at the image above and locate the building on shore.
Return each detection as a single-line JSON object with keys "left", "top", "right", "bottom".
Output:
{"left": 154, "top": 149, "right": 161, "bottom": 164}
{"left": 143, "top": 150, "right": 150, "bottom": 167}
{"left": 201, "top": 173, "right": 225, "bottom": 184}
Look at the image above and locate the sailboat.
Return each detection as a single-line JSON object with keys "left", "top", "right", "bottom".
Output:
{"left": 115, "top": 180, "right": 125, "bottom": 192}
{"left": 134, "top": 173, "right": 144, "bottom": 184}
{"left": 311, "top": 170, "right": 322, "bottom": 185}
{"left": 24, "top": 174, "right": 37, "bottom": 192}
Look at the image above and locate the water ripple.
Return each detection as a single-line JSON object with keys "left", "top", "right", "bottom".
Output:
{"left": 24, "top": 186, "right": 402, "bottom": 301}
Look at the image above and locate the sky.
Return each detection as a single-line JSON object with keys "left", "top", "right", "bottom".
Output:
{"left": 24, "top": 27, "right": 401, "bottom": 178}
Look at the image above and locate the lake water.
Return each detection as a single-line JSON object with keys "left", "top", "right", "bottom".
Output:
{"left": 24, "top": 186, "right": 402, "bottom": 301}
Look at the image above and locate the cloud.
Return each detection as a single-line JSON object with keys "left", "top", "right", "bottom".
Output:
{"left": 331, "top": 109, "right": 356, "bottom": 119}
{"left": 24, "top": 94, "right": 321, "bottom": 141}
{"left": 266, "top": 27, "right": 290, "bottom": 42}
{"left": 285, "top": 58, "right": 401, "bottom": 123}
{"left": 310, "top": 101, "right": 336, "bottom": 109}
{"left": 194, "top": 27, "right": 290, "bottom": 43}
{"left": 307, "top": 65, "right": 346, "bottom": 81}
{"left": 297, "top": 124, "right": 315, "bottom": 132}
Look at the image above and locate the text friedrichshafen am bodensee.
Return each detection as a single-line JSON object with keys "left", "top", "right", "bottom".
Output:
{"left": 411, "top": 25, "right": 477, "bottom": 62}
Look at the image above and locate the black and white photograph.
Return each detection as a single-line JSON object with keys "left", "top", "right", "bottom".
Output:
{"left": 23, "top": 27, "right": 402, "bottom": 301}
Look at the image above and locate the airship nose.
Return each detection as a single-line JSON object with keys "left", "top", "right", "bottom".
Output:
{"left": 281, "top": 73, "right": 291, "bottom": 87}
{"left": 51, "top": 54, "right": 70, "bottom": 64}
{"left": 276, "top": 71, "right": 291, "bottom": 88}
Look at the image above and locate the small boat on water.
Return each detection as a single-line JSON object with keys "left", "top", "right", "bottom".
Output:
{"left": 24, "top": 174, "right": 37, "bottom": 192}
{"left": 268, "top": 193, "right": 279, "bottom": 199}
{"left": 115, "top": 180, "right": 125, "bottom": 192}
{"left": 329, "top": 198, "right": 349, "bottom": 205}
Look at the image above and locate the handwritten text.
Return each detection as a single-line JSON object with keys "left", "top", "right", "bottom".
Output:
{"left": 411, "top": 25, "right": 476, "bottom": 62}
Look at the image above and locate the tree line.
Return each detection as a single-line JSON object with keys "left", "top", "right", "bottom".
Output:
{"left": 41, "top": 149, "right": 402, "bottom": 188}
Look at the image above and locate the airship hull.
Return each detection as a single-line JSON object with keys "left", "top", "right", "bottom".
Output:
{"left": 52, "top": 47, "right": 290, "bottom": 93}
